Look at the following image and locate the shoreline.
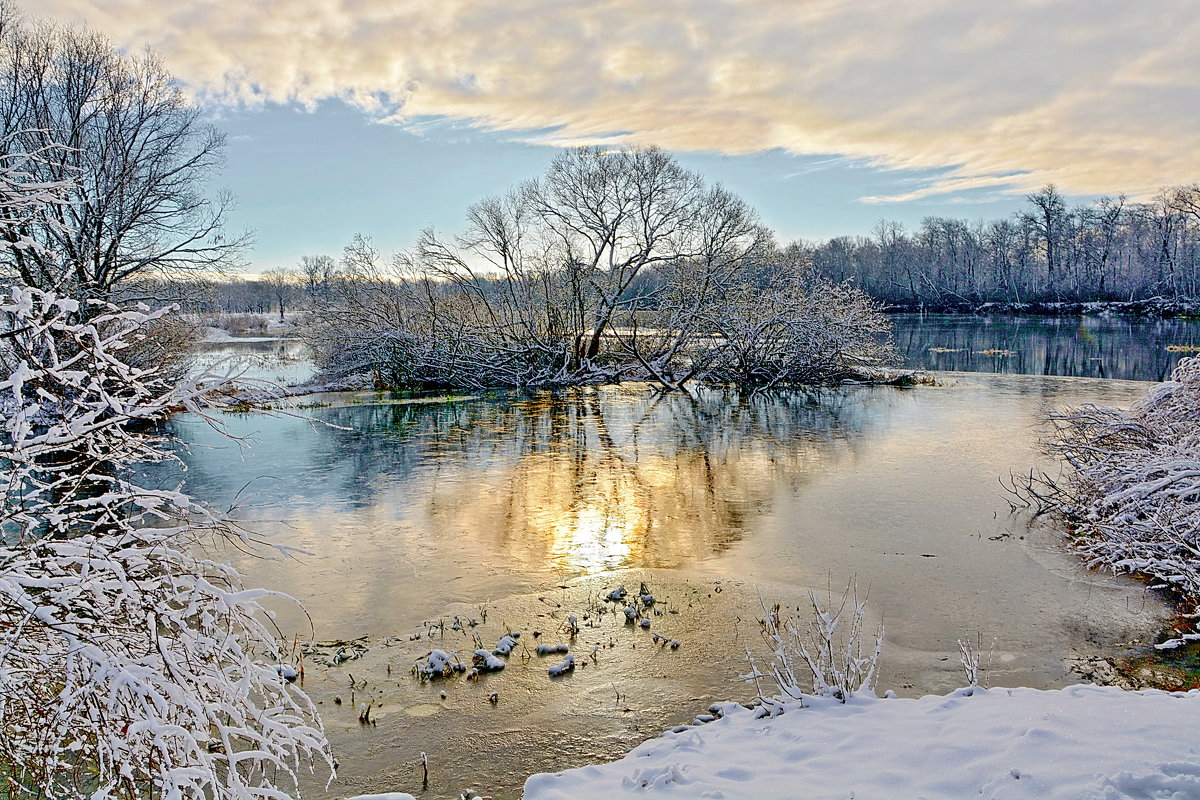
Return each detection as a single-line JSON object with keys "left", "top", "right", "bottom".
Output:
{"left": 884, "top": 297, "right": 1200, "bottom": 317}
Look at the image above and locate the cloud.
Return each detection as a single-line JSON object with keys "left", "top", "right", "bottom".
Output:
{"left": 30, "top": 0, "right": 1200, "bottom": 200}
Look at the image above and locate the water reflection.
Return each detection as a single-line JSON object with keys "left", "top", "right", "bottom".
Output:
{"left": 167, "top": 373, "right": 1161, "bottom": 658}
{"left": 189, "top": 338, "right": 315, "bottom": 384}
{"left": 892, "top": 313, "right": 1200, "bottom": 381}
{"left": 429, "top": 388, "right": 884, "bottom": 572}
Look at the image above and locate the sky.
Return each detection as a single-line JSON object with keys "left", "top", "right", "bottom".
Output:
{"left": 25, "top": 0, "right": 1200, "bottom": 273}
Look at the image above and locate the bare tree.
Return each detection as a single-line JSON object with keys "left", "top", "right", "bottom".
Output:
{"left": 1169, "top": 184, "right": 1200, "bottom": 223}
{"left": 1022, "top": 184, "right": 1069, "bottom": 287}
{"left": 298, "top": 254, "right": 338, "bottom": 304}
{"left": 1077, "top": 195, "right": 1125, "bottom": 298}
{"left": 262, "top": 266, "right": 299, "bottom": 321}
{"left": 0, "top": 3, "right": 245, "bottom": 299}
{"left": 311, "top": 148, "right": 894, "bottom": 390}
{"left": 384, "top": 147, "right": 771, "bottom": 388}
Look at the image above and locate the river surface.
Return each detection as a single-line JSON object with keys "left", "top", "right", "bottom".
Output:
{"left": 891, "top": 313, "right": 1200, "bottom": 381}
{"left": 167, "top": 314, "right": 1196, "bottom": 798}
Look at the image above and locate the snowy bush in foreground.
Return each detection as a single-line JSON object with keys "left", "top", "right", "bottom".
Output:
{"left": 0, "top": 288, "right": 333, "bottom": 799}
{"left": 1022, "top": 356, "right": 1200, "bottom": 646}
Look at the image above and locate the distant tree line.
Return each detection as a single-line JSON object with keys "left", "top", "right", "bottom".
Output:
{"left": 803, "top": 185, "right": 1200, "bottom": 309}
{"left": 196, "top": 183, "right": 1200, "bottom": 326}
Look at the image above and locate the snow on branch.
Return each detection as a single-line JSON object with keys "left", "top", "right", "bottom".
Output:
{"left": 0, "top": 286, "right": 333, "bottom": 799}
{"left": 1017, "top": 356, "right": 1200, "bottom": 647}
{"left": 746, "top": 580, "right": 883, "bottom": 707}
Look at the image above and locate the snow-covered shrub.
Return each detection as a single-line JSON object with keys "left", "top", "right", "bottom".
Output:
{"left": 957, "top": 636, "right": 984, "bottom": 687}
{"left": 492, "top": 633, "right": 520, "bottom": 656}
{"left": 472, "top": 649, "right": 506, "bottom": 672}
{"left": 547, "top": 655, "right": 575, "bottom": 677}
{"left": 414, "top": 649, "right": 465, "bottom": 680}
{"left": 1023, "top": 356, "right": 1200, "bottom": 645}
{"left": 749, "top": 583, "right": 883, "bottom": 704}
{"left": 0, "top": 288, "right": 333, "bottom": 799}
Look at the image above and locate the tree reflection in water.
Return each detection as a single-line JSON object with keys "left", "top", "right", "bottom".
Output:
{"left": 326, "top": 386, "right": 891, "bottom": 574}
{"left": 169, "top": 384, "right": 896, "bottom": 579}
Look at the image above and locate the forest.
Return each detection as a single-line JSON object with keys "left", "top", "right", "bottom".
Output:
{"left": 806, "top": 185, "right": 1200, "bottom": 309}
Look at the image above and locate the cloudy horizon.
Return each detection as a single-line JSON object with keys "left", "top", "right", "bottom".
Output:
{"left": 24, "top": 0, "right": 1199, "bottom": 269}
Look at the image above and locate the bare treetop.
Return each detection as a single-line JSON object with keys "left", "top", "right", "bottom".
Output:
{"left": 0, "top": 2, "right": 246, "bottom": 299}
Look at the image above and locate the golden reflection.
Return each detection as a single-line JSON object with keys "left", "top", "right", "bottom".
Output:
{"left": 419, "top": 388, "right": 860, "bottom": 574}
{"left": 514, "top": 452, "right": 649, "bottom": 572}
{"left": 185, "top": 385, "right": 886, "bottom": 634}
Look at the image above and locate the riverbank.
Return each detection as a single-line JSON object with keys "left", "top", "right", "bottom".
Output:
{"left": 886, "top": 297, "right": 1200, "bottom": 317}
{"left": 346, "top": 683, "right": 1200, "bottom": 800}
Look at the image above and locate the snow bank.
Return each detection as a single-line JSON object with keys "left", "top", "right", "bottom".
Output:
{"left": 201, "top": 325, "right": 237, "bottom": 342}
{"left": 523, "top": 685, "right": 1200, "bottom": 800}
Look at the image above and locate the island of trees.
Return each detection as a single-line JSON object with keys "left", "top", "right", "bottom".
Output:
{"left": 299, "top": 147, "right": 897, "bottom": 391}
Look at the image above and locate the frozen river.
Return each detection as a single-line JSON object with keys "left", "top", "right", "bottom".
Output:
{"left": 167, "top": 336, "right": 1179, "bottom": 797}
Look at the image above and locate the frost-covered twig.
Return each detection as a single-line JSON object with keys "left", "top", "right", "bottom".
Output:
{"left": 750, "top": 581, "right": 883, "bottom": 704}
{"left": 957, "top": 636, "right": 982, "bottom": 687}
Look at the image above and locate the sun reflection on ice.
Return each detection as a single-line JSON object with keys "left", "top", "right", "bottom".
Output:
{"left": 514, "top": 452, "right": 651, "bottom": 573}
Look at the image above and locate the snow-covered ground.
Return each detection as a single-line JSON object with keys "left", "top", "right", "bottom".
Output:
{"left": 515, "top": 685, "right": 1200, "bottom": 800}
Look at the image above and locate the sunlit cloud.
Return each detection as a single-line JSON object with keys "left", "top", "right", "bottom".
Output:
{"left": 30, "top": 0, "right": 1200, "bottom": 201}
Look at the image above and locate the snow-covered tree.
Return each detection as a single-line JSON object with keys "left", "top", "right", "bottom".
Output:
{"left": 0, "top": 286, "right": 333, "bottom": 799}
{"left": 0, "top": 140, "right": 332, "bottom": 796}
{"left": 1022, "top": 356, "right": 1200, "bottom": 647}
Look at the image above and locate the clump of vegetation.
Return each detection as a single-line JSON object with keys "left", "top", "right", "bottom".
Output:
{"left": 306, "top": 147, "right": 895, "bottom": 392}
{"left": 1018, "top": 356, "right": 1200, "bottom": 648}
{"left": 745, "top": 582, "right": 883, "bottom": 707}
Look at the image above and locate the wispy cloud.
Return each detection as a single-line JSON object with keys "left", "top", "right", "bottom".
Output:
{"left": 34, "top": 0, "right": 1200, "bottom": 200}
{"left": 779, "top": 156, "right": 858, "bottom": 181}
